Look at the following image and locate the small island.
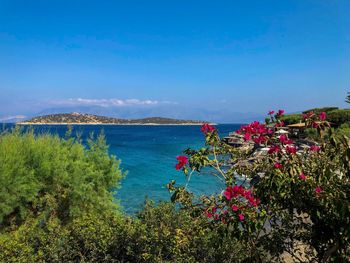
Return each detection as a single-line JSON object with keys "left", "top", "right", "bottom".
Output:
{"left": 17, "top": 112, "right": 210, "bottom": 125}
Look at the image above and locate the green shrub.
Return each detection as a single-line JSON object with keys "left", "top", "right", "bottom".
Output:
{"left": 0, "top": 130, "right": 246, "bottom": 262}
{"left": 280, "top": 113, "right": 302, "bottom": 125}
{"left": 303, "top": 107, "right": 339, "bottom": 114}
{"left": 0, "top": 129, "right": 124, "bottom": 227}
{"left": 327, "top": 109, "right": 350, "bottom": 126}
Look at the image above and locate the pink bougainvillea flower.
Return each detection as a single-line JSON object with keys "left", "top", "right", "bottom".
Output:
{"left": 310, "top": 145, "right": 321, "bottom": 152}
{"left": 315, "top": 186, "right": 322, "bottom": 194}
{"left": 253, "top": 136, "right": 267, "bottom": 144}
{"left": 238, "top": 213, "right": 245, "bottom": 221}
{"left": 231, "top": 205, "right": 239, "bottom": 212}
{"left": 299, "top": 172, "right": 306, "bottom": 181}
{"left": 286, "top": 139, "right": 294, "bottom": 145}
{"left": 268, "top": 110, "right": 275, "bottom": 115}
{"left": 274, "top": 163, "right": 283, "bottom": 170}
{"left": 312, "top": 121, "right": 320, "bottom": 128}
{"left": 200, "top": 123, "right": 216, "bottom": 135}
{"left": 268, "top": 145, "right": 281, "bottom": 155}
{"left": 276, "top": 109, "right": 285, "bottom": 116}
{"left": 275, "top": 121, "right": 285, "bottom": 127}
{"left": 286, "top": 146, "right": 297, "bottom": 155}
{"left": 175, "top": 155, "right": 188, "bottom": 170}
{"left": 223, "top": 189, "right": 232, "bottom": 200}
{"left": 206, "top": 211, "right": 213, "bottom": 218}
{"left": 279, "top": 135, "right": 288, "bottom": 144}
{"left": 303, "top": 111, "right": 314, "bottom": 120}
{"left": 243, "top": 133, "right": 251, "bottom": 141}
{"left": 319, "top": 112, "right": 327, "bottom": 121}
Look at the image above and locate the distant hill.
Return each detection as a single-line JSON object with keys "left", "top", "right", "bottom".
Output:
{"left": 18, "top": 113, "right": 208, "bottom": 125}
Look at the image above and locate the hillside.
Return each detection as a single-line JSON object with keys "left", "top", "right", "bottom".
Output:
{"left": 18, "top": 112, "right": 207, "bottom": 125}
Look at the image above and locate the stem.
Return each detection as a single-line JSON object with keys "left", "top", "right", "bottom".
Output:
{"left": 185, "top": 169, "right": 195, "bottom": 189}
{"left": 213, "top": 146, "right": 227, "bottom": 180}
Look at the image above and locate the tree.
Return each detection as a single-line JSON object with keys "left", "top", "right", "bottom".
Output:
{"left": 346, "top": 92, "right": 350, "bottom": 103}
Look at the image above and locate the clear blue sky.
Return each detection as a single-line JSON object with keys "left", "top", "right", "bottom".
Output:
{"left": 0, "top": 0, "right": 349, "bottom": 122}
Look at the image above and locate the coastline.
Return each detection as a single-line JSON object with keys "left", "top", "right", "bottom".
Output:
{"left": 16, "top": 122, "right": 216, "bottom": 126}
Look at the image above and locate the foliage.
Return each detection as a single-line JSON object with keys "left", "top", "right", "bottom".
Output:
{"left": 1, "top": 114, "right": 349, "bottom": 262}
{"left": 170, "top": 111, "right": 350, "bottom": 262}
{"left": 345, "top": 92, "right": 350, "bottom": 104}
{"left": 0, "top": 201, "right": 248, "bottom": 262}
{"left": 279, "top": 113, "right": 302, "bottom": 125}
{"left": 303, "top": 107, "right": 339, "bottom": 114}
{"left": 282, "top": 108, "right": 350, "bottom": 127}
{"left": 327, "top": 109, "right": 350, "bottom": 127}
{"left": 0, "top": 128, "right": 123, "bottom": 227}
{"left": 0, "top": 129, "right": 246, "bottom": 262}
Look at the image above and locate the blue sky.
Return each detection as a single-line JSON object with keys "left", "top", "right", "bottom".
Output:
{"left": 0, "top": 0, "right": 349, "bottom": 122}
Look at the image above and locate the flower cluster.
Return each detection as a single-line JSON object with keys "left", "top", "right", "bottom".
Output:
{"left": 303, "top": 111, "right": 327, "bottom": 128}
{"left": 310, "top": 145, "right": 321, "bottom": 152}
{"left": 174, "top": 108, "right": 330, "bottom": 230}
{"left": 236, "top": 121, "right": 272, "bottom": 144}
{"left": 203, "top": 185, "right": 260, "bottom": 224}
{"left": 200, "top": 123, "right": 216, "bottom": 135}
{"left": 279, "top": 134, "right": 293, "bottom": 145}
{"left": 223, "top": 185, "right": 260, "bottom": 207}
{"left": 175, "top": 155, "right": 188, "bottom": 170}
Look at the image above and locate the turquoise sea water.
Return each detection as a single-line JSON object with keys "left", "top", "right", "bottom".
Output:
{"left": 1, "top": 124, "right": 240, "bottom": 213}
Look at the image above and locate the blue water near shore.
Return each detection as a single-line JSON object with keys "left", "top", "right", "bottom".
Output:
{"left": 1, "top": 124, "right": 240, "bottom": 214}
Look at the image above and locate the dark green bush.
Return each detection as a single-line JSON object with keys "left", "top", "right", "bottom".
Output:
{"left": 327, "top": 109, "right": 350, "bottom": 127}
{"left": 279, "top": 113, "right": 302, "bottom": 125}
{"left": 303, "top": 107, "right": 339, "bottom": 114}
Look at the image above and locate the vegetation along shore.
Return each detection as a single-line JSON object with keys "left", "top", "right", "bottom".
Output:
{"left": 17, "top": 112, "right": 211, "bottom": 125}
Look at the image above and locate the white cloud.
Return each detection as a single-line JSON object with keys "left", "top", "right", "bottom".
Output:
{"left": 50, "top": 98, "right": 176, "bottom": 107}
{"left": 0, "top": 115, "right": 27, "bottom": 121}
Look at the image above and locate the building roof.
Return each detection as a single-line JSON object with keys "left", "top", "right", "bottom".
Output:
{"left": 287, "top": 123, "right": 306, "bottom": 128}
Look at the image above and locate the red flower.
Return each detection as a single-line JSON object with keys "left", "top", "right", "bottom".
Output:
{"left": 254, "top": 136, "right": 267, "bottom": 144}
{"left": 315, "top": 186, "right": 322, "bottom": 194}
{"left": 286, "top": 146, "right": 297, "bottom": 155}
{"left": 310, "top": 145, "right": 321, "bottom": 152}
{"left": 243, "top": 133, "right": 251, "bottom": 141}
{"left": 303, "top": 111, "right": 314, "bottom": 120}
{"left": 268, "top": 145, "right": 279, "bottom": 154}
{"left": 231, "top": 205, "right": 239, "bottom": 212}
{"left": 238, "top": 213, "right": 245, "bottom": 221}
{"left": 312, "top": 121, "right": 320, "bottom": 128}
{"left": 276, "top": 109, "right": 285, "bottom": 116}
{"left": 175, "top": 155, "right": 188, "bottom": 170}
{"left": 274, "top": 163, "right": 283, "bottom": 170}
{"left": 286, "top": 139, "right": 294, "bottom": 145}
{"left": 223, "top": 189, "right": 232, "bottom": 200}
{"left": 319, "top": 112, "right": 327, "bottom": 121}
{"left": 275, "top": 121, "right": 285, "bottom": 127}
{"left": 201, "top": 123, "right": 216, "bottom": 134}
{"left": 299, "top": 172, "right": 306, "bottom": 181}
{"left": 268, "top": 110, "right": 275, "bottom": 115}
{"left": 279, "top": 135, "right": 288, "bottom": 144}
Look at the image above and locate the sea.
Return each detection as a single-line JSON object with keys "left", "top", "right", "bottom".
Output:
{"left": 1, "top": 124, "right": 241, "bottom": 214}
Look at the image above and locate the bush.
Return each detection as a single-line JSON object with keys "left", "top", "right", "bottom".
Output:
{"left": 280, "top": 113, "right": 302, "bottom": 125}
{"left": 171, "top": 111, "right": 350, "bottom": 262}
{"left": 327, "top": 109, "right": 350, "bottom": 127}
{"left": 0, "top": 129, "right": 124, "bottom": 226}
{"left": 0, "top": 129, "right": 246, "bottom": 262}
